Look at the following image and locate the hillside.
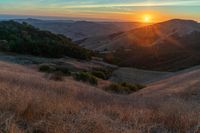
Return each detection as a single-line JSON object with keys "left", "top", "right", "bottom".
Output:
{"left": 15, "top": 18, "right": 146, "bottom": 41}
{"left": 0, "top": 56, "right": 199, "bottom": 133}
{"left": 80, "top": 19, "right": 200, "bottom": 51}
{"left": 0, "top": 21, "right": 92, "bottom": 59}
{"left": 134, "top": 65, "right": 200, "bottom": 105}
{"left": 79, "top": 19, "right": 200, "bottom": 71}
{"left": 0, "top": 18, "right": 199, "bottom": 133}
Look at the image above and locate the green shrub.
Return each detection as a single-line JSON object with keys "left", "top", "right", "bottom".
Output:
{"left": 105, "top": 82, "right": 145, "bottom": 94}
{"left": 91, "top": 71, "right": 106, "bottom": 80}
{"left": 73, "top": 72, "right": 98, "bottom": 85}
{"left": 92, "top": 67, "right": 113, "bottom": 80}
{"left": 39, "top": 64, "right": 56, "bottom": 73}
{"left": 39, "top": 64, "right": 71, "bottom": 76}
{"left": 0, "top": 40, "right": 9, "bottom": 51}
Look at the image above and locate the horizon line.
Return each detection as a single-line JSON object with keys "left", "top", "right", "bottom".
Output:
{"left": 0, "top": 14, "right": 199, "bottom": 23}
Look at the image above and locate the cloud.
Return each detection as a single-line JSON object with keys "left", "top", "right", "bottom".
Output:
{"left": 62, "top": 0, "right": 200, "bottom": 9}
{"left": 0, "top": 0, "right": 199, "bottom": 22}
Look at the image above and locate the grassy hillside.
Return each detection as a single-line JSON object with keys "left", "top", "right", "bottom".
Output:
{"left": 81, "top": 19, "right": 200, "bottom": 71}
{"left": 0, "top": 60, "right": 199, "bottom": 133}
{"left": 0, "top": 21, "right": 92, "bottom": 59}
{"left": 104, "top": 48, "right": 200, "bottom": 72}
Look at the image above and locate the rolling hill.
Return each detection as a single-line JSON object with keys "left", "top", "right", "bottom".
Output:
{"left": 15, "top": 18, "right": 146, "bottom": 41}
{"left": 0, "top": 19, "right": 199, "bottom": 132}
{"left": 80, "top": 19, "right": 200, "bottom": 51}
{"left": 79, "top": 19, "right": 200, "bottom": 71}
{"left": 135, "top": 64, "right": 200, "bottom": 105}
{"left": 0, "top": 21, "right": 92, "bottom": 59}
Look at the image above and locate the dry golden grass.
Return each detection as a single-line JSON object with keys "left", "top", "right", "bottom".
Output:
{"left": 0, "top": 61, "right": 199, "bottom": 133}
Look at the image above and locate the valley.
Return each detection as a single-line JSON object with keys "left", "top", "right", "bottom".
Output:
{"left": 0, "top": 50, "right": 199, "bottom": 133}
{"left": 0, "top": 18, "right": 199, "bottom": 133}
{"left": 12, "top": 18, "right": 200, "bottom": 71}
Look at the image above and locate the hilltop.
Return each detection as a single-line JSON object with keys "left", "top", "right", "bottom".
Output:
{"left": 0, "top": 21, "right": 92, "bottom": 59}
{"left": 15, "top": 18, "right": 147, "bottom": 41}
{"left": 80, "top": 19, "right": 200, "bottom": 50}
{"left": 79, "top": 19, "right": 200, "bottom": 71}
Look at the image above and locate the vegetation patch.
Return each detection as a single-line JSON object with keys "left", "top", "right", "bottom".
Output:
{"left": 39, "top": 63, "right": 71, "bottom": 76}
{"left": 73, "top": 72, "right": 98, "bottom": 85}
{"left": 0, "top": 21, "right": 92, "bottom": 59}
{"left": 54, "top": 66, "right": 71, "bottom": 75}
{"left": 105, "top": 82, "right": 145, "bottom": 94}
{"left": 39, "top": 64, "right": 56, "bottom": 73}
{"left": 91, "top": 67, "right": 114, "bottom": 80}
{"left": 91, "top": 71, "right": 106, "bottom": 80}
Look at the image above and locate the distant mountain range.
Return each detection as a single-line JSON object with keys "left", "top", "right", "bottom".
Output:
{"left": 79, "top": 19, "right": 200, "bottom": 71}
{"left": 15, "top": 18, "right": 146, "bottom": 41}
{"left": 2, "top": 18, "right": 200, "bottom": 71}
{"left": 80, "top": 19, "right": 200, "bottom": 51}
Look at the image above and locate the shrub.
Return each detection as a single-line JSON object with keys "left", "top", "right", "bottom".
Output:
{"left": 39, "top": 64, "right": 71, "bottom": 76}
{"left": 39, "top": 64, "right": 56, "bottom": 73}
{"left": 0, "top": 40, "right": 9, "bottom": 51}
{"left": 92, "top": 67, "right": 114, "bottom": 80}
{"left": 55, "top": 66, "right": 71, "bottom": 76}
{"left": 48, "top": 71, "right": 64, "bottom": 81}
{"left": 73, "top": 72, "right": 98, "bottom": 85}
{"left": 91, "top": 71, "right": 106, "bottom": 80}
{"left": 121, "top": 82, "right": 145, "bottom": 92}
{"left": 105, "top": 82, "right": 145, "bottom": 94}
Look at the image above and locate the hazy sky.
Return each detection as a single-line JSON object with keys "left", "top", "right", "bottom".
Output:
{"left": 0, "top": 0, "right": 200, "bottom": 22}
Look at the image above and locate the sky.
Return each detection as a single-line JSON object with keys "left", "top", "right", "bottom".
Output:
{"left": 0, "top": 0, "right": 200, "bottom": 22}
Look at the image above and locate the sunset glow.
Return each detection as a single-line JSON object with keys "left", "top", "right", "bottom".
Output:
{"left": 0, "top": 0, "right": 199, "bottom": 22}
{"left": 143, "top": 15, "right": 152, "bottom": 23}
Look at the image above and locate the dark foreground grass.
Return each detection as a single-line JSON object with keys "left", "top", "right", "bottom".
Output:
{"left": 0, "top": 61, "right": 199, "bottom": 133}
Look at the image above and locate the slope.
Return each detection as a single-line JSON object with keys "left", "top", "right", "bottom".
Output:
{"left": 0, "top": 57, "right": 199, "bottom": 132}
{"left": 15, "top": 18, "right": 145, "bottom": 41}
{"left": 80, "top": 19, "right": 200, "bottom": 51}
{"left": 0, "top": 21, "right": 92, "bottom": 59}
{"left": 134, "top": 65, "right": 200, "bottom": 104}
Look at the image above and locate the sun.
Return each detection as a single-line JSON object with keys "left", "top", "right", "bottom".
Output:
{"left": 143, "top": 14, "right": 152, "bottom": 23}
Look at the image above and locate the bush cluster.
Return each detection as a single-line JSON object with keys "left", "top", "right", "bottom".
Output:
{"left": 39, "top": 64, "right": 71, "bottom": 76}
{"left": 73, "top": 72, "right": 98, "bottom": 85}
{"left": 39, "top": 64, "right": 56, "bottom": 73}
{"left": 91, "top": 71, "right": 106, "bottom": 80}
{"left": 91, "top": 67, "right": 113, "bottom": 80}
{"left": 105, "top": 82, "right": 145, "bottom": 94}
